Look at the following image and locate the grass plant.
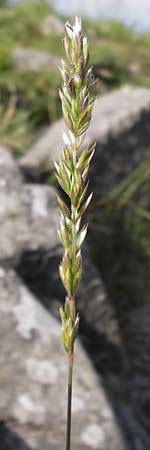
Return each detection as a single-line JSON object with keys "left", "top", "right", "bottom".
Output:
{"left": 55, "top": 17, "right": 96, "bottom": 449}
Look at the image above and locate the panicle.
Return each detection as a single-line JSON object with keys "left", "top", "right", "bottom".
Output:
{"left": 56, "top": 17, "right": 96, "bottom": 354}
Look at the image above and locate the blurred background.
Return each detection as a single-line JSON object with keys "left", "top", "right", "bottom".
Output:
{"left": 0, "top": 1, "right": 150, "bottom": 449}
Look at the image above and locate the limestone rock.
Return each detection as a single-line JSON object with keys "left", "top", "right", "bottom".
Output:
{"left": 12, "top": 48, "right": 59, "bottom": 72}
{"left": 19, "top": 118, "right": 63, "bottom": 179}
{"left": 0, "top": 140, "right": 59, "bottom": 265}
{"left": 41, "top": 15, "right": 64, "bottom": 35}
{"left": 2, "top": 144, "right": 149, "bottom": 449}
{"left": 0, "top": 116, "right": 149, "bottom": 450}
{"left": 19, "top": 86, "right": 150, "bottom": 195}
{"left": 0, "top": 144, "right": 23, "bottom": 189}
{"left": 0, "top": 145, "right": 119, "bottom": 346}
{"left": 0, "top": 268, "right": 125, "bottom": 450}
{"left": 0, "top": 181, "right": 59, "bottom": 266}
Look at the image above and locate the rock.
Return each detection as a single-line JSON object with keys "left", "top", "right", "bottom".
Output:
{"left": 125, "top": 304, "right": 150, "bottom": 432}
{"left": 19, "top": 118, "right": 63, "bottom": 179}
{"left": 19, "top": 86, "right": 150, "bottom": 194}
{"left": 17, "top": 235, "right": 121, "bottom": 350}
{"left": 12, "top": 47, "right": 59, "bottom": 72}
{"left": 0, "top": 144, "right": 23, "bottom": 188}
{"left": 0, "top": 268, "right": 125, "bottom": 450}
{"left": 0, "top": 142, "right": 59, "bottom": 266}
{"left": 79, "top": 245, "right": 120, "bottom": 345}
{"left": 0, "top": 423, "right": 32, "bottom": 450}
{"left": 0, "top": 145, "right": 119, "bottom": 347}
{"left": 0, "top": 121, "right": 149, "bottom": 450}
{"left": 41, "top": 15, "right": 64, "bottom": 35}
{"left": 0, "top": 181, "right": 59, "bottom": 266}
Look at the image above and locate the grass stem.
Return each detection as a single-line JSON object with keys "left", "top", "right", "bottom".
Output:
{"left": 66, "top": 352, "right": 73, "bottom": 450}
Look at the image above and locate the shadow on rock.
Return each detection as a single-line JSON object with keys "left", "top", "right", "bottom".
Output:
{"left": 88, "top": 211, "right": 150, "bottom": 447}
{"left": 0, "top": 422, "right": 33, "bottom": 450}
{"left": 16, "top": 243, "right": 150, "bottom": 450}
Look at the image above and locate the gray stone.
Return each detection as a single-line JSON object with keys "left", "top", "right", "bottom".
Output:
{"left": 19, "top": 86, "right": 150, "bottom": 195}
{"left": 41, "top": 15, "right": 64, "bottom": 35}
{"left": 12, "top": 47, "right": 59, "bottom": 72}
{"left": 0, "top": 140, "right": 59, "bottom": 266}
{"left": 0, "top": 268, "right": 125, "bottom": 450}
{"left": 0, "top": 145, "right": 119, "bottom": 346}
{"left": 19, "top": 117, "right": 63, "bottom": 178}
{"left": 0, "top": 181, "right": 59, "bottom": 266}
{"left": 0, "top": 120, "right": 149, "bottom": 450}
{"left": 0, "top": 144, "right": 23, "bottom": 189}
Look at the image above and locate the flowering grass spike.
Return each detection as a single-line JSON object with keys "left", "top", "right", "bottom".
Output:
{"left": 55, "top": 16, "right": 96, "bottom": 450}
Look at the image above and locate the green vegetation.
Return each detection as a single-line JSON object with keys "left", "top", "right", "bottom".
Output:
{"left": 99, "top": 152, "right": 150, "bottom": 255}
{"left": 0, "top": 0, "right": 62, "bottom": 153}
{"left": 88, "top": 151, "right": 150, "bottom": 317}
{"left": 0, "top": 0, "right": 149, "bottom": 154}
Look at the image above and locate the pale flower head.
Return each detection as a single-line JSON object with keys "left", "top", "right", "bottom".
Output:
{"left": 74, "top": 16, "right": 82, "bottom": 36}
{"left": 65, "top": 16, "right": 82, "bottom": 40}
